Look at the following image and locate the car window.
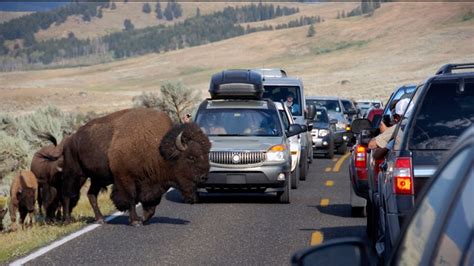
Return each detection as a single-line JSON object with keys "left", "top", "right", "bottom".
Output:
{"left": 196, "top": 108, "right": 282, "bottom": 137}
{"left": 263, "top": 86, "right": 302, "bottom": 116}
{"left": 314, "top": 109, "right": 329, "bottom": 123}
{"left": 306, "top": 99, "right": 341, "bottom": 113}
{"left": 433, "top": 165, "right": 473, "bottom": 265}
{"left": 395, "top": 148, "right": 470, "bottom": 265}
{"left": 409, "top": 81, "right": 474, "bottom": 150}
{"left": 341, "top": 100, "right": 353, "bottom": 111}
{"left": 278, "top": 110, "right": 290, "bottom": 130}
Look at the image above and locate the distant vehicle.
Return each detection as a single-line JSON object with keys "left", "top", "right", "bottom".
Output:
{"left": 376, "top": 63, "right": 474, "bottom": 258}
{"left": 275, "top": 102, "right": 305, "bottom": 189}
{"left": 252, "top": 68, "right": 287, "bottom": 78}
{"left": 291, "top": 125, "right": 474, "bottom": 266}
{"left": 310, "top": 107, "right": 337, "bottom": 159}
{"left": 306, "top": 96, "right": 350, "bottom": 154}
{"left": 195, "top": 69, "right": 304, "bottom": 203}
{"left": 340, "top": 98, "right": 359, "bottom": 123}
{"left": 356, "top": 99, "right": 384, "bottom": 118}
{"left": 261, "top": 73, "right": 316, "bottom": 182}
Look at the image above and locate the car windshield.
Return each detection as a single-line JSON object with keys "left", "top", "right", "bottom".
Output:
{"left": 314, "top": 109, "right": 329, "bottom": 123}
{"left": 263, "top": 86, "right": 302, "bottom": 116}
{"left": 409, "top": 81, "right": 474, "bottom": 150}
{"left": 341, "top": 100, "right": 353, "bottom": 111}
{"left": 306, "top": 99, "right": 341, "bottom": 113}
{"left": 196, "top": 108, "right": 283, "bottom": 137}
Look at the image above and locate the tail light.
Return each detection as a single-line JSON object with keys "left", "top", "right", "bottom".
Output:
{"left": 393, "top": 157, "right": 414, "bottom": 195}
{"left": 355, "top": 145, "right": 367, "bottom": 168}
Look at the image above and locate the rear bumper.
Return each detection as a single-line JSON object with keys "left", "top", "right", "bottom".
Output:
{"left": 334, "top": 131, "right": 348, "bottom": 146}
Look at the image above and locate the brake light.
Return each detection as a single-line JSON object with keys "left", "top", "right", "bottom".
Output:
{"left": 393, "top": 157, "right": 414, "bottom": 195}
{"left": 355, "top": 145, "right": 367, "bottom": 168}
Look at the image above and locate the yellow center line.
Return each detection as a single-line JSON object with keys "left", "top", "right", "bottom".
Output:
{"left": 332, "top": 152, "right": 351, "bottom": 172}
{"left": 320, "top": 198, "right": 329, "bottom": 207}
{"left": 325, "top": 167, "right": 332, "bottom": 172}
{"left": 325, "top": 180, "right": 334, "bottom": 187}
{"left": 311, "top": 231, "right": 324, "bottom": 246}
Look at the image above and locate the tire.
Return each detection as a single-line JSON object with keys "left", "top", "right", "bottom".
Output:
{"left": 351, "top": 206, "right": 367, "bottom": 217}
{"left": 326, "top": 140, "right": 335, "bottom": 159}
{"left": 366, "top": 200, "right": 377, "bottom": 244}
{"left": 277, "top": 180, "right": 290, "bottom": 203}
{"left": 291, "top": 164, "right": 300, "bottom": 189}
{"left": 337, "top": 142, "right": 348, "bottom": 154}
{"left": 300, "top": 153, "right": 308, "bottom": 181}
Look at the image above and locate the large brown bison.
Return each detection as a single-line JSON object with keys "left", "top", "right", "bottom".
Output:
{"left": 61, "top": 108, "right": 211, "bottom": 225}
{"left": 9, "top": 170, "right": 38, "bottom": 231}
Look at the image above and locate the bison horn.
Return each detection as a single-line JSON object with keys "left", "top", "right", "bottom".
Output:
{"left": 175, "top": 131, "right": 187, "bottom": 151}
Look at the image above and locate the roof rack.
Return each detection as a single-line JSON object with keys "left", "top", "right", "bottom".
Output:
{"left": 209, "top": 69, "right": 264, "bottom": 99}
{"left": 435, "top": 63, "right": 474, "bottom": 75}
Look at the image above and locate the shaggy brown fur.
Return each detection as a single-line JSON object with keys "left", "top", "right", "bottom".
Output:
{"left": 61, "top": 108, "right": 211, "bottom": 225}
{"left": 9, "top": 170, "right": 38, "bottom": 231}
{"left": 31, "top": 134, "right": 78, "bottom": 222}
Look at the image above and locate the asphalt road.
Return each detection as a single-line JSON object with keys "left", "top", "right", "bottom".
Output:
{"left": 25, "top": 154, "right": 366, "bottom": 266}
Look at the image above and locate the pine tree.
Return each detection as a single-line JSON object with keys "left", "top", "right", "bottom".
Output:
{"left": 97, "top": 8, "right": 103, "bottom": 18}
{"left": 155, "top": 2, "right": 163, "bottom": 19}
{"left": 111, "top": 2, "right": 117, "bottom": 10}
{"left": 341, "top": 10, "right": 346, "bottom": 18}
{"left": 337, "top": 11, "right": 340, "bottom": 19}
{"left": 142, "top": 3, "right": 151, "bottom": 14}
{"left": 163, "top": 2, "right": 173, "bottom": 21}
{"left": 123, "top": 19, "right": 134, "bottom": 31}
{"left": 196, "top": 7, "right": 201, "bottom": 17}
{"left": 307, "top": 23, "right": 315, "bottom": 37}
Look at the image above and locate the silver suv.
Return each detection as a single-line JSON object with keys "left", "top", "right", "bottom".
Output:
{"left": 195, "top": 70, "right": 303, "bottom": 203}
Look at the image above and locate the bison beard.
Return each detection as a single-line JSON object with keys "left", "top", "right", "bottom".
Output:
{"left": 61, "top": 109, "right": 211, "bottom": 226}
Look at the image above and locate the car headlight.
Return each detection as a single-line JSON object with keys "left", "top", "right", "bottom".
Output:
{"left": 336, "top": 122, "right": 346, "bottom": 130}
{"left": 266, "top": 144, "right": 286, "bottom": 162}
{"left": 318, "top": 129, "right": 329, "bottom": 137}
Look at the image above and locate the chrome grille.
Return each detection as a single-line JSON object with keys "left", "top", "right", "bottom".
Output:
{"left": 209, "top": 151, "right": 266, "bottom": 165}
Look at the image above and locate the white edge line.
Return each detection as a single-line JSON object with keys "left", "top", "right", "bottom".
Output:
{"left": 9, "top": 210, "right": 123, "bottom": 266}
{"left": 10, "top": 187, "right": 175, "bottom": 265}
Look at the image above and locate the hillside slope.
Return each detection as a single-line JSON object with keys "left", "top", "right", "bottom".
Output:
{"left": 0, "top": 2, "right": 473, "bottom": 113}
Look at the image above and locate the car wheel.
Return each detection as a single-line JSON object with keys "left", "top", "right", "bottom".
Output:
{"left": 326, "top": 140, "right": 335, "bottom": 159}
{"left": 337, "top": 142, "right": 348, "bottom": 154}
{"left": 300, "top": 153, "right": 308, "bottom": 181}
{"left": 291, "top": 165, "right": 300, "bottom": 189}
{"left": 366, "top": 200, "right": 378, "bottom": 245}
{"left": 277, "top": 180, "right": 290, "bottom": 203}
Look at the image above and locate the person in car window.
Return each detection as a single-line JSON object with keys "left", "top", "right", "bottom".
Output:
{"left": 368, "top": 98, "right": 410, "bottom": 149}
{"left": 201, "top": 114, "right": 227, "bottom": 135}
{"left": 284, "top": 93, "right": 300, "bottom": 114}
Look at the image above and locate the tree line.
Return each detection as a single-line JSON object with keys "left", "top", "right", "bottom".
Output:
{"left": 0, "top": 2, "right": 301, "bottom": 70}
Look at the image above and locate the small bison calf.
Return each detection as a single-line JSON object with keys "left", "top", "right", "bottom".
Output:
{"left": 9, "top": 170, "right": 38, "bottom": 231}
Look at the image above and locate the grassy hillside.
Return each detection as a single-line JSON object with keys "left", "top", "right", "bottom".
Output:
{"left": 34, "top": 2, "right": 277, "bottom": 41}
{"left": 0, "top": 11, "right": 30, "bottom": 23}
{"left": 0, "top": 2, "right": 473, "bottom": 113}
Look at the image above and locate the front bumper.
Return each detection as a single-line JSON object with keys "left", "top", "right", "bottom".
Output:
{"left": 334, "top": 130, "right": 349, "bottom": 146}
{"left": 200, "top": 163, "right": 291, "bottom": 191}
{"left": 312, "top": 136, "right": 332, "bottom": 153}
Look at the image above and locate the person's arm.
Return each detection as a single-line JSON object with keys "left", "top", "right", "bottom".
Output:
{"left": 368, "top": 138, "right": 378, "bottom": 149}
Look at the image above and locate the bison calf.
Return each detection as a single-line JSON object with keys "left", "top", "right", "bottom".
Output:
{"left": 9, "top": 170, "right": 38, "bottom": 231}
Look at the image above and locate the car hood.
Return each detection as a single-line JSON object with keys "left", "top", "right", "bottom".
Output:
{"left": 209, "top": 136, "right": 285, "bottom": 151}
{"left": 313, "top": 121, "right": 330, "bottom": 129}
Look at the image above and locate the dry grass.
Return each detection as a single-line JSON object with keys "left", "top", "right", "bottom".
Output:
{"left": 0, "top": 11, "right": 31, "bottom": 23}
{"left": 1, "top": 2, "right": 474, "bottom": 112}
{"left": 0, "top": 183, "right": 116, "bottom": 263}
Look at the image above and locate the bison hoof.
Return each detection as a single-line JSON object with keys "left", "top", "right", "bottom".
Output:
{"left": 130, "top": 220, "right": 142, "bottom": 227}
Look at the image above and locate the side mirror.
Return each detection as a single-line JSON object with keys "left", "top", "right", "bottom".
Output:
{"left": 329, "top": 119, "right": 338, "bottom": 125}
{"left": 300, "top": 125, "right": 308, "bottom": 132}
{"left": 291, "top": 238, "right": 372, "bottom": 266}
{"left": 351, "top": 119, "right": 372, "bottom": 134}
{"left": 287, "top": 124, "right": 303, "bottom": 137}
{"left": 305, "top": 105, "right": 316, "bottom": 121}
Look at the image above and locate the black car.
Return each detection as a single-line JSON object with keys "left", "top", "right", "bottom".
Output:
{"left": 310, "top": 107, "right": 337, "bottom": 159}
{"left": 376, "top": 63, "right": 474, "bottom": 258}
{"left": 292, "top": 125, "right": 474, "bottom": 266}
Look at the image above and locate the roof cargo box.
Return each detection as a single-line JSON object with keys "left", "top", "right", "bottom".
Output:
{"left": 209, "top": 69, "right": 263, "bottom": 99}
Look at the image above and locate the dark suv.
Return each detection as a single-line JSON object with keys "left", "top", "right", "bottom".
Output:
{"left": 376, "top": 63, "right": 474, "bottom": 258}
